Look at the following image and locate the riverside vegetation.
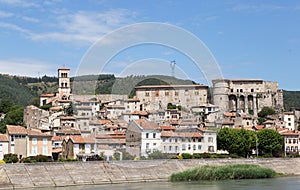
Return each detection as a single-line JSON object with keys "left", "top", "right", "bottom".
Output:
{"left": 170, "top": 164, "right": 277, "bottom": 181}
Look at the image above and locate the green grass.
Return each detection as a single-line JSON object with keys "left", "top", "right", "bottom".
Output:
{"left": 170, "top": 164, "right": 277, "bottom": 181}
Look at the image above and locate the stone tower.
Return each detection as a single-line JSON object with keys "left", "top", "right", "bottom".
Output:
{"left": 58, "top": 68, "right": 71, "bottom": 101}
{"left": 212, "top": 79, "right": 230, "bottom": 117}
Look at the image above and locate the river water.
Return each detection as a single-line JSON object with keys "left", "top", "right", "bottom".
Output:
{"left": 39, "top": 177, "right": 300, "bottom": 190}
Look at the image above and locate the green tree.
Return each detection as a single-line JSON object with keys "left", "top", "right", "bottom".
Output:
{"left": 257, "top": 129, "right": 283, "bottom": 156}
{"left": 0, "top": 99, "right": 13, "bottom": 113}
{"left": 217, "top": 128, "right": 255, "bottom": 158}
{"left": 65, "top": 102, "right": 77, "bottom": 116}
{"left": 258, "top": 107, "right": 275, "bottom": 118}
{"left": 0, "top": 105, "right": 24, "bottom": 133}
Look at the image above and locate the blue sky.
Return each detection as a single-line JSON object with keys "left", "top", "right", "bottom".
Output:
{"left": 0, "top": 0, "right": 300, "bottom": 90}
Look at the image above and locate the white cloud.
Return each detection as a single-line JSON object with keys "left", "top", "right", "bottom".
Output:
{"left": 30, "top": 9, "right": 137, "bottom": 45}
{"left": 0, "top": 10, "right": 13, "bottom": 18}
{"left": 0, "top": 0, "right": 39, "bottom": 7}
{"left": 0, "top": 22, "right": 31, "bottom": 34}
{"left": 231, "top": 3, "right": 285, "bottom": 12}
{"left": 0, "top": 58, "right": 56, "bottom": 77}
{"left": 21, "top": 16, "right": 39, "bottom": 23}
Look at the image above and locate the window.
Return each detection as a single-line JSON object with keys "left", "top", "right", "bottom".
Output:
{"left": 175, "top": 146, "right": 178, "bottom": 152}
{"left": 43, "top": 138, "right": 47, "bottom": 145}
{"left": 145, "top": 92, "right": 150, "bottom": 97}
{"left": 208, "top": 137, "right": 213, "bottom": 143}
{"left": 193, "top": 145, "right": 196, "bottom": 150}
{"left": 162, "top": 138, "right": 166, "bottom": 142}
{"left": 288, "top": 118, "right": 291, "bottom": 121}
{"left": 146, "top": 133, "right": 149, "bottom": 138}
{"left": 251, "top": 89, "right": 254, "bottom": 92}
{"left": 146, "top": 143, "right": 150, "bottom": 149}
{"left": 198, "top": 145, "right": 201, "bottom": 150}
{"left": 43, "top": 146, "right": 48, "bottom": 155}
{"left": 182, "top": 144, "right": 186, "bottom": 151}
{"left": 208, "top": 146, "right": 214, "bottom": 152}
{"left": 11, "top": 135, "right": 14, "bottom": 142}
{"left": 153, "top": 133, "right": 156, "bottom": 138}
{"left": 188, "top": 144, "right": 191, "bottom": 150}
{"left": 153, "top": 143, "right": 156, "bottom": 146}
{"left": 169, "top": 146, "right": 172, "bottom": 151}
{"left": 32, "top": 146, "right": 37, "bottom": 156}
{"left": 0, "top": 144, "right": 2, "bottom": 151}
{"left": 32, "top": 138, "right": 37, "bottom": 145}
{"left": 175, "top": 91, "right": 179, "bottom": 96}
{"left": 195, "top": 91, "right": 199, "bottom": 95}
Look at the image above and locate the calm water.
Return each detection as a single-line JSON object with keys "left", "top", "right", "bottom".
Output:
{"left": 37, "top": 177, "right": 300, "bottom": 190}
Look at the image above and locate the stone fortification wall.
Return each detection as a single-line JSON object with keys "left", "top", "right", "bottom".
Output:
{"left": 0, "top": 158, "right": 299, "bottom": 189}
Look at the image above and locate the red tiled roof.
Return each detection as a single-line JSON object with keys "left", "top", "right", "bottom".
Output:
{"left": 52, "top": 148, "right": 62, "bottom": 153}
{"left": 27, "top": 129, "right": 52, "bottom": 137}
{"left": 0, "top": 134, "right": 8, "bottom": 142}
{"left": 178, "top": 132, "right": 203, "bottom": 138}
{"left": 135, "top": 119, "right": 160, "bottom": 130}
{"left": 161, "top": 131, "right": 177, "bottom": 137}
{"left": 40, "top": 93, "right": 55, "bottom": 97}
{"left": 99, "top": 119, "right": 112, "bottom": 125}
{"left": 66, "top": 135, "right": 95, "bottom": 144}
{"left": 160, "top": 126, "right": 176, "bottom": 131}
{"left": 135, "top": 84, "right": 208, "bottom": 89}
{"left": 6, "top": 125, "right": 27, "bottom": 135}
{"left": 224, "top": 112, "right": 236, "bottom": 117}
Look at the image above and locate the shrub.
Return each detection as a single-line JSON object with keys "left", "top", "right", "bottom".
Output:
{"left": 192, "top": 153, "right": 202, "bottom": 159}
{"left": 0, "top": 160, "right": 5, "bottom": 164}
{"left": 3, "top": 153, "right": 18, "bottom": 163}
{"left": 181, "top": 153, "right": 193, "bottom": 159}
{"left": 34, "top": 155, "right": 49, "bottom": 162}
{"left": 170, "top": 164, "right": 277, "bottom": 182}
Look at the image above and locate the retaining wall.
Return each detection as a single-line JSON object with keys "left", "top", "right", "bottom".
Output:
{"left": 1, "top": 158, "right": 300, "bottom": 189}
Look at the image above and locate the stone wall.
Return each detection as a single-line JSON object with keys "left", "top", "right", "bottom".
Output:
{"left": 1, "top": 158, "right": 300, "bottom": 189}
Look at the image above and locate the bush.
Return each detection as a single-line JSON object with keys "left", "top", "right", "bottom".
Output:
{"left": 170, "top": 164, "right": 277, "bottom": 182}
{"left": 181, "top": 153, "right": 193, "bottom": 159}
{"left": 0, "top": 160, "right": 5, "bottom": 164}
{"left": 3, "top": 153, "right": 18, "bottom": 163}
{"left": 58, "top": 158, "right": 78, "bottom": 162}
{"left": 193, "top": 153, "right": 202, "bottom": 159}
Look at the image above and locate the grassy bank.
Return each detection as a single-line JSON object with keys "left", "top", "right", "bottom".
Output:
{"left": 170, "top": 164, "right": 276, "bottom": 181}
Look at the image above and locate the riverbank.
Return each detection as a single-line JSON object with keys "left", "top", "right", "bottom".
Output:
{"left": 1, "top": 158, "right": 300, "bottom": 189}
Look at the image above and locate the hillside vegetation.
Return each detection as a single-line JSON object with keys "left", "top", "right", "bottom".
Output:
{"left": 1, "top": 74, "right": 300, "bottom": 110}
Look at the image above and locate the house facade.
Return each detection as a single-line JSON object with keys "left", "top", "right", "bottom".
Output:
{"left": 126, "top": 119, "right": 161, "bottom": 158}
{"left": 135, "top": 85, "right": 208, "bottom": 111}
{"left": 0, "top": 134, "right": 9, "bottom": 160}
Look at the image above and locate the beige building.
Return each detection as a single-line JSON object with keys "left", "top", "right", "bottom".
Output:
{"left": 6, "top": 125, "right": 27, "bottom": 159}
{"left": 135, "top": 85, "right": 208, "bottom": 111}
{"left": 6, "top": 125, "right": 52, "bottom": 159}
{"left": 27, "top": 129, "right": 53, "bottom": 157}
{"left": 213, "top": 79, "right": 284, "bottom": 117}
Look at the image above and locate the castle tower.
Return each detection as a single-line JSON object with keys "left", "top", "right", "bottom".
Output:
{"left": 212, "top": 79, "right": 230, "bottom": 117}
{"left": 58, "top": 68, "right": 72, "bottom": 101}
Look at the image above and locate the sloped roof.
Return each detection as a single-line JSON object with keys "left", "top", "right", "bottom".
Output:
{"left": 27, "top": 129, "right": 52, "bottom": 137}
{"left": 135, "top": 119, "right": 160, "bottom": 130}
{"left": 0, "top": 134, "right": 9, "bottom": 142}
{"left": 6, "top": 125, "right": 27, "bottom": 135}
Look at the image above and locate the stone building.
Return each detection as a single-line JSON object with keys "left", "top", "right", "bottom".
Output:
{"left": 135, "top": 84, "right": 208, "bottom": 111}
{"left": 212, "top": 79, "right": 283, "bottom": 117}
{"left": 40, "top": 68, "right": 72, "bottom": 107}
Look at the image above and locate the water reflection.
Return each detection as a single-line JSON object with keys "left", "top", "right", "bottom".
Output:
{"left": 34, "top": 177, "right": 300, "bottom": 190}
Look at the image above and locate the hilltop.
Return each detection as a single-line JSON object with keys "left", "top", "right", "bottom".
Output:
{"left": 0, "top": 74, "right": 195, "bottom": 105}
{"left": 0, "top": 73, "right": 299, "bottom": 111}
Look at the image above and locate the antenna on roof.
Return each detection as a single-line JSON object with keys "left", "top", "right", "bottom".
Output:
{"left": 170, "top": 60, "right": 176, "bottom": 77}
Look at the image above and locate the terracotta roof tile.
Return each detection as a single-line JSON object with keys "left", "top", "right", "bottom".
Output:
{"left": 6, "top": 125, "right": 27, "bottom": 135}
{"left": 135, "top": 119, "right": 160, "bottom": 130}
{"left": 0, "top": 134, "right": 9, "bottom": 142}
{"left": 27, "top": 129, "right": 52, "bottom": 137}
{"left": 160, "top": 126, "right": 176, "bottom": 131}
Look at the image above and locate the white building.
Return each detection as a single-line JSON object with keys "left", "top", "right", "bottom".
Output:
{"left": 126, "top": 119, "right": 161, "bottom": 158}
{"left": 0, "top": 134, "right": 9, "bottom": 160}
{"left": 284, "top": 112, "right": 296, "bottom": 131}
